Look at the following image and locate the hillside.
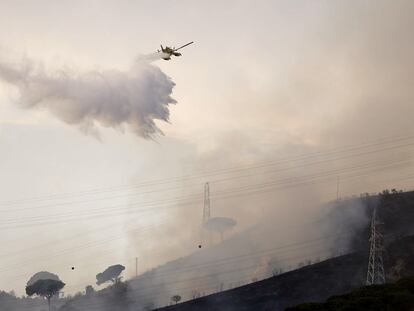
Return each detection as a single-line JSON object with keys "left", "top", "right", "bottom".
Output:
{"left": 154, "top": 190, "right": 414, "bottom": 311}
{"left": 60, "top": 201, "right": 364, "bottom": 310}
{"left": 0, "top": 291, "right": 67, "bottom": 311}
{"left": 156, "top": 252, "right": 366, "bottom": 311}
{"left": 286, "top": 277, "right": 414, "bottom": 311}
{"left": 156, "top": 235, "right": 414, "bottom": 311}
{"left": 58, "top": 190, "right": 414, "bottom": 311}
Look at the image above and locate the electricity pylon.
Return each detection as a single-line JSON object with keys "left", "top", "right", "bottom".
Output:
{"left": 201, "top": 182, "right": 211, "bottom": 245}
{"left": 366, "top": 206, "right": 386, "bottom": 285}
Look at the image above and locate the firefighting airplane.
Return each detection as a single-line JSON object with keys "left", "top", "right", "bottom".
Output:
{"left": 157, "top": 41, "right": 194, "bottom": 60}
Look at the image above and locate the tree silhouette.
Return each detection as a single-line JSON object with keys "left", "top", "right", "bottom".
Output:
{"left": 96, "top": 264, "right": 125, "bottom": 286}
{"left": 171, "top": 295, "right": 181, "bottom": 304}
{"left": 26, "top": 279, "right": 65, "bottom": 311}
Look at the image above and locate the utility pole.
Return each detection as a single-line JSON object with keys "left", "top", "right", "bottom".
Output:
{"left": 336, "top": 176, "right": 340, "bottom": 201}
{"left": 203, "top": 182, "right": 211, "bottom": 223}
{"left": 366, "top": 206, "right": 386, "bottom": 285}
{"left": 135, "top": 257, "right": 138, "bottom": 277}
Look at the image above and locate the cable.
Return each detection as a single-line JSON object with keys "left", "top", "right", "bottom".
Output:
{"left": 1, "top": 134, "right": 413, "bottom": 207}
{"left": 61, "top": 250, "right": 343, "bottom": 310}
{"left": 7, "top": 232, "right": 350, "bottom": 292}
{"left": 1, "top": 152, "right": 412, "bottom": 228}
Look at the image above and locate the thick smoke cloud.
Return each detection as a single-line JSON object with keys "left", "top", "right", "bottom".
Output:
{"left": 120, "top": 2, "right": 414, "bottom": 307}
{"left": 3, "top": 1, "right": 414, "bottom": 308}
{"left": 0, "top": 55, "right": 176, "bottom": 138}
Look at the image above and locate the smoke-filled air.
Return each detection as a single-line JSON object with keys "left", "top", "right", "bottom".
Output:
{"left": 0, "top": 54, "right": 176, "bottom": 138}
{"left": 2, "top": 1, "right": 414, "bottom": 311}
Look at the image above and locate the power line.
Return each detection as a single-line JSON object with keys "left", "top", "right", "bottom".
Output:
{"left": 61, "top": 250, "right": 345, "bottom": 310}
{"left": 60, "top": 238, "right": 347, "bottom": 307}
{"left": 1, "top": 134, "right": 414, "bottom": 207}
{"left": 6, "top": 231, "right": 350, "bottom": 290}
{"left": 3, "top": 136, "right": 414, "bottom": 298}
{"left": 1, "top": 151, "right": 413, "bottom": 228}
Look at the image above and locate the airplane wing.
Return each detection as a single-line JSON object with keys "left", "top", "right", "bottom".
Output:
{"left": 173, "top": 41, "right": 194, "bottom": 51}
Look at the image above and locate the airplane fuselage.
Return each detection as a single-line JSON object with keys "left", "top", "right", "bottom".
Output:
{"left": 161, "top": 47, "right": 182, "bottom": 60}
{"left": 161, "top": 52, "right": 182, "bottom": 60}
{"left": 158, "top": 42, "right": 193, "bottom": 61}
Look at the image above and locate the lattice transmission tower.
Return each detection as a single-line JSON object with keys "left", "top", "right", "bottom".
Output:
{"left": 201, "top": 182, "right": 212, "bottom": 246}
{"left": 366, "top": 206, "right": 386, "bottom": 285}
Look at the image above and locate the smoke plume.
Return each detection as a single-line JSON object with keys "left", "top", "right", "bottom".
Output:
{"left": 0, "top": 54, "right": 176, "bottom": 138}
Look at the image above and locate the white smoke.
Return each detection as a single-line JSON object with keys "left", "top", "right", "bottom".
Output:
{"left": 0, "top": 54, "right": 176, "bottom": 138}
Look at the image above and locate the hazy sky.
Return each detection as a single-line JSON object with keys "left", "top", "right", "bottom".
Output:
{"left": 1, "top": 0, "right": 414, "bottom": 295}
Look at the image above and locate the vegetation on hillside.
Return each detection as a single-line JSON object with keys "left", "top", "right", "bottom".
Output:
{"left": 286, "top": 277, "right": 414, "bottom": 311}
